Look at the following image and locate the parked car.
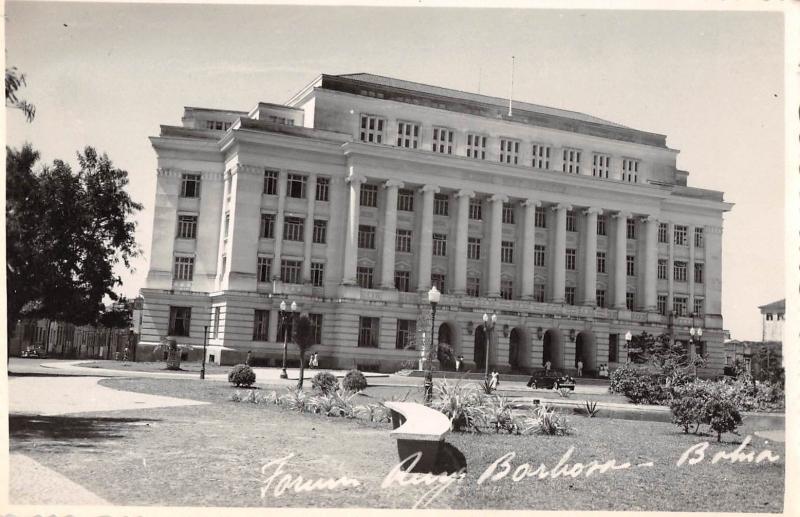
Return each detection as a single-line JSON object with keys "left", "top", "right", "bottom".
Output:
{"left": 526, "top": 370, "right": 576, "bottom": 390}
{"left": 21, "top": 347, "right": 48, "bottom": 359}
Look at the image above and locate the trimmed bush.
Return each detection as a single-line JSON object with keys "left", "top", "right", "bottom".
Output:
{"left": 706, "top": 398, "right": 742, "bottom": 442}
{"left": 311, "top": 371, "right": 339, "bottom": 394}
{"left": 608, "top": 363, "right": 667, "bottom": 405}
{"left": 670, "top": 380, "right": 745, "bottom": 439}
{"left": 670, "top": 383, "right": 709, "bottom": 433}
{"left": 342, "top": 369, "right": 368, "bottom": 392}
{"left": 228, "top": 364, "right": 256, "bottom": 387}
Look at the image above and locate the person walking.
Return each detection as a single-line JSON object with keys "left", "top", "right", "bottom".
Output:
{"left": 544, "top": 360, "right": 551, "bottom": 375}
{"left": 489, "top": 371, "right": 499, "bottom": 391}
{"left": 577, "top": 359, "right": 583, "bottom": 377}
{"left": 455, "top": 355, "right": 462, "bottom": 372}
{"left": 123, "top": 347, "right": 129, "bottom": 362}
{"left": 245, "top": 350, "right": 252, "bottom": 366}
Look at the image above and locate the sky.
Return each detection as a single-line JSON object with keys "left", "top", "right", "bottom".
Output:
{"left": 5, "top": 2, "right": 786, "bottom": 341}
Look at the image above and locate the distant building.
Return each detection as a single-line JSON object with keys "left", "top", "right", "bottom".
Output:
{"left": 758, "top": 298, "right": 785, "bottom": 342}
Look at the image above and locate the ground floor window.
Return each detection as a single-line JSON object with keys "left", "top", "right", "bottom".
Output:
{"left": 169, "top": 306, "right": 191, "bottom": 336}
{"left": 309, "top": 313, "right": 323, "bottom": 344}
{"left": 358, "top": 317, "right": 379, "bottom": 347}
{"left": 253, "top": 310, "right": 269, "bottom": 341}
{"left": 396, "top": 319, "right": 416, "bottom": 349}
{"left": 608, "top": 333, "right": 619, "bottom": 362}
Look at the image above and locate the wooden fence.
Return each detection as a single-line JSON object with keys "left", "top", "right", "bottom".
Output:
{"left": 11, "top": 319, "right": 136, "bottom": 360}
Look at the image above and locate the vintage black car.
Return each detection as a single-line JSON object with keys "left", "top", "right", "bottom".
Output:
{"left": 20, "top": 347, "right": 48, "bottom": 359}
{"left": 526, "top": 370, "right": 576, "bottom": 390}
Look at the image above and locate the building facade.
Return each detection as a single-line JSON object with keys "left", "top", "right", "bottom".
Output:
{"left": 758, "top": 298, "right": 785, "bottom": 343}
{"left": 140, "top": 73, "right": 732, "bottom": 375}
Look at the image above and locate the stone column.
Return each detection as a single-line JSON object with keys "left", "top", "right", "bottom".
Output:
{"left": 550, "top": 203, "right": 571, "bottom": 303}
{"left": 667, "top": 222, "right": 675, "bottom": 311}
{"left": 582, "top": 207, "right": 602, "bottom": 305}
{"left": 302, "top": 173, "right": 317, "bottom": 283}
{"left": 416, "top": 184, "right": 440, "bottom": 291}
{"left": 487, "top": 194, "right": 508, "bottom": 297}
{"left": 688, "top": 224, "right": 696, "bottom": 312}
{"left": 613, "top": 211, "right": 631, "bottom": 309}
{"left": 380, "top": 180, "right": 403, "bottom": 288}
{"left": 520, "top": 199, "right": 540, "bottom": 299}
{"left": 342, "top": 173, "right": 365, "bottom": 285}
{"left": 642, "top": 215, "right": 659, "bottom": 311}
{"left": 452, "top": 189, "right": 474, "bottom": 295}
{"left": 272, "top": 169, "right": 288, "bottom": 278}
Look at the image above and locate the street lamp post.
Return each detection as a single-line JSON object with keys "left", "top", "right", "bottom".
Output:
{"left": 424, "top": 286, "right": 441, "bottom": 402}
{"left": 201, "top": 325, "right": 208, "bottom": 379}
{"left": 279, "top": 300, "right": 297, "bottom": 379}
{"left": 689, "top": 326, "right": 703, "bottom": 377}
{"left": 624, "top": 331, "right": 632, "bottom": 363}
{"left": 482, "top": 312, "right": 498, "bottom": 382}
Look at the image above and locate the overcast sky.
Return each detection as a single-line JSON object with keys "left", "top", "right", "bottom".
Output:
{"left": 5, "top": 2, "right": 786, "bottom": 341}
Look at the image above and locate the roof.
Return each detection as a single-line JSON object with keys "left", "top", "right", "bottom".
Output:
{"left": 758, "top": 299, "right": 785, "bottom": 313}
{"left": 336, "top": 73, "right": 630, "bottom": 130}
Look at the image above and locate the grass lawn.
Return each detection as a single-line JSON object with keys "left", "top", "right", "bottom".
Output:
{"left": 9, "top": 377, "right": 784, "bottom": 511}
{"left": 76, "top": 360, "right": 231, "bottom": 375}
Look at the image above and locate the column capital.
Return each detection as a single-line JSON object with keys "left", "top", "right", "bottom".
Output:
{"left": 640, "top": 215, "right": 659, "bottom": 224}
{"left": 383, "top": 179, "right": 404, "bottom": 189}
{"left": 583, "top": 207, "right": 603, "bottom": 216}
{"left": 346, "top": 174, "right": 366, "bottom": 185}
{"left": 234, "top": 164, "right": 263, "bottom": 176}
{"left": 522, "top": 199, "right": 541, "bottom": 208}
{"left": 613, "top": 211, "right": 632, "bottom": 219}
{"left": 419, "top": 184, "right": 440, "bottom": 194}
{"left": 489, "top": 193, "right": 509, "bottom": 203}
{"left": 551, "top": 203, "right": 572, "bottom": 212}
{"left": 455, "top": 189, "right": 475, "bottom": 199}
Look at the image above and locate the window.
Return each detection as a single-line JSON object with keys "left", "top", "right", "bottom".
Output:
{"left": 257, "top": 256, "right": 272, "bottom": 282}
{"left": 673, "top": 296, "right": 688, "bottom": 317}
{"left": 500, "top": 279, "right": 513, "bottom": 300}
{"left": 532, "top": 143, "right": 551, "bottom": 169}
{"left": 657, "top": 295, "right": 668, "bottom": 316}
{"left": 432, "top": 127, "right": 454, "bottom": 154}
{"left": 263, "top": 170, "right": 278, "bottom": 195}
{"left": 674, "top": 261, "right": 687, "bottom": 282}
{"left": 253, "top": 310, "right": 269, "bottom": 341}
{"left": 315, "top": 176, "right": 330, "bottom": 201}
{"left": 359, "top": 115, "right": 385, "bottom": 143}
{"left": 694, "top": 263, "right": 704, "bottom": 283}
{"left": 394, "top": 270, "right": 411, "bottom": 292}
{"left": 502, "top": 203, "right": 515, "bottom": 224}
{"left": 658, "top": 223, "right": 669, "bottom": 243}
{"left": 180, "top": 174, "right": 201, "bottom": 198}
{"left": 622, "top": 159, "right": 639, "bottom": 183}
{"left": 396, "top": 229, "right": 412, "bottom": 253}
{"left": 626, "top": 255, "right": 635, "bottom": 276}
{"left": 674, "top": 225, "right": 688, "bottom": 246}
{"left": 432, "top": 233, "right": 447, "bottom": 256}
{"left": 562, "top": 149, "right": 581, "bottom": 174}
{"left": 206, "top": 120, "right": 231, "bottom": 131}
{"left": 597, "top": 215, "right": 606, "bottom": 236}
{"left": 596, "top": 289, "right": 606, "bottom": 308}
{"left": 260, "top": 213, "right": 275, "bottom": 239}
{"left": 313, "top": 220, "right": 327, "bottom": 244}
{"left": 469, "top": 198, "right": 482, "bottom": 220}
{"left": 397, "top": 188, "right": 414, "bottom": 211}
{"left": 287, "top": 173, "right": 307, "bottom": 199}
{"left": 281, "top": 260, "right": 302, "bottom": 284}
{"left": 566, "top": 210, "right": 577, "bottom": 232}
{"left": 168, "top": 306, "right": 191, "bottom": 336}
{"left": 608, "top": 334, "right": 618, "bottom": 362}
{"left": 357, "top": 266, "right": 374, "bottom": 289}
{"left": 766, "top": 313, "right": 773, "bottom": 321}
{"left": 174, "top": 256, "right": 194, "bottom": 281}
{"left": 396, "top": 319, "right": 416, "bottom": 349}
{"left": 397, "top": 121, "right": 420, "bottom": 148}
{"left": 212, "top": 307, "right": 221, "bottom": 338}
{"left": 626, "top": 218, "right": 637, "bottom": 239}
{"left": 284, "top": 217, "right": 304, "bottom": 241}
{"left": 597, "top": 252, "right": 606, "bottom": 273}
{"left": 501, "top": 241, "right": 514, "bottom": 263}
{"left": 467, "top": 237, "right": 481, "bottom": 260}
{"left": 433, "top": 193, "right": 449, "bottom": 216}
{"left": 534, "top": 283, "right": 546, "bottom": 302}
{"left": 626, "top": 292, "right": 635, "bottom": 311}
{"left": 467, "top": 277, "right": 481, "bottom": 297}
{"left": 777, "top": 313, "right": 785, "bottom": 321}
{"left": 534, "top": 245, "right": 546, "bottom": 267}
{"left": 360, "top": 184, "right": 378, "bottom": 207}
{"left": 358, "top": 225, "right": 376, "bottom": 249}
{"left": 694, "top": 298, "right": 705, "bottom": 316}
{"left": 566, "top": 249, "right": 576, "bottom": 270}
{"left": 694, "top": 227, "right": 704, "bottom": 248}
{"left": 309, "top": 314, "right": 323, "bottom": 344}
{"left": 431, "top": 273, "right": 446, "bottom": 292}
{"left": 658, "top": 259, "right": 668, "bottom": 280}
{"left": 176, "top": 215, "right": 198, "bottom": 239}
{"left": 223, "top": 212, "right": 230, "bottom": 239}
{"left": 311, "top": 262, "right": 325, "bottom": 287}
{"left": 466, "top": 133, "right": 486, "bottom": 159}
{"left": 565, "top": 286, "right": 576, "bottom": 305}
{"left": 499, "top": 138, "right": 520, "bottom": 164}
{"left": 592, "top": 154, "right": 610, "bottom": 178}
{"left": 535, "top": 206, "right": 547, "bottom": 228}
{"left": 358, "top": 317, "right": 380, "bottom": 347}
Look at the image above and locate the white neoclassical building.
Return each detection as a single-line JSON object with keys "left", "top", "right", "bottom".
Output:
{"left": 140, "top": 73, "right": 732, "bottom": 375}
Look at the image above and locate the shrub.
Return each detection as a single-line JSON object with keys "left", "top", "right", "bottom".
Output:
{"left": 342, "top": 369, "right": 368, "bottom": 392}
{"left": 583, "top": 400, "right": 599, "bottom": 418}
{"left": 228, "top": 364, "right": 256, "bottom": 387}
{"left": 476, "top": 395, "right": 518, "bottom": 434}
{"left": 229, "top": 390, "right": 243, "bottom": 402}
{"left": 307, "top": 390, "right": 358, "bottom": 418}
{"left": 706, "top": 398, "right": 742, "bottom": 442}
{"left": 670, "top": 380, "right": 745, "bottom": 439}
{"left": 557, "top": 387, "right": 572, "bottom": 398}
{"left": 359, "top": 403, "right": 391, "bottom": 423}
{"left": 280, "top": 388, "right": 310, "bottom": 412}
{"left": 311, "top": 371, "right": 339, "bottom": 394}
{"left": 521, "top": 404, "right": 571, "bottom": 436}
{"left": 429, "top": 379, "right": 483, "bottom": 432}
{"left": 608, "top": 363, "right": 667, "bottom": 405}
{"left": 670, "top": 383, "right": 709, "bottom": 433}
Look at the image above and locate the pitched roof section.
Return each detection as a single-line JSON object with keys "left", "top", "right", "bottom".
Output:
{"left": 758, "top": 299, "right": 785, "bottom": 313}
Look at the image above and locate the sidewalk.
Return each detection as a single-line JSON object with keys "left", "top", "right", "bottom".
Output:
{"left": 10, "top": 453, "right": 110, "bottom": 505}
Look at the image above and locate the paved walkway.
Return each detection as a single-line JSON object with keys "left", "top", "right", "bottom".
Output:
{"left": 755, "top": 429, "right": 786, "bottom": 443}
{"left": 9, "top": 453, "right": 110, "bottom": 505}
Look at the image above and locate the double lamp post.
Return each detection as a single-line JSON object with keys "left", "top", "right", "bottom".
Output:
{"left": 279, "top": 300, "right": 297, "bottom": 379}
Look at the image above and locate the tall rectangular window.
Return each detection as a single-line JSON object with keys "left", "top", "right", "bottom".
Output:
{"left": 658, "top": 259, "right": 668, "bottom": 280}
{"left": 168, "top": 306, "right": 191, "bottom": 336}
{"left": 608, "top": 334, "right": 618, "bottom": 362}
{"left": 466, "top": 133, "right": 486, "bottom": 159}
{"left": 626, "top": 218, "right": 637, "bottom": 239}
{"left": 562, "top": 149, "right": 581, "bottom": 174}
{"left": 658, "top": 223, "right": 669, "bottom": 243}
{"left": 180, "top": 174, "right": 201, "bottom": 198}
{"left": 694, "top": 263, "right": 704, "bottom": 283}
{"left": 532, "top": 143, "right": 551, "bottom": 169}
{"left": 310, "top": 262, "right": 325, "bottom": 287}
{"left": 432, "top": 233, "right": 447, "bottom": 256}
{"left": 173, "top": 256, "right": 194, "bottom": 281}
{"left": 694, "top": 227, "right": 704, "bottom": 248}
{"left": 263, "top": 170, "right": 278, "bottom": 195}
{"left": 396, "top": 319, "right": 416, "bottom": 349}
{"left": 674, "top": 261, "right": 687, "bottom": 282}
{"left": 315, "top": 176, "right": 329, "bottom": 201}
{"left": 433, "top": 193, "right": 449, "bottom": 216}
{"left": 566, "top": 210, "right": 577, "bottom": 232}
{"left": 674, "top": 225, "right": 688, "bottom": 246}
{"left": 467, "top": 237, "right": 481, "bottom": 260}
{"left": 212, "top": 307, "right": 221, "bottom": 338}
{"left": 534, "top": 245, "right": 546, "bottom": 267}
{"left": 257, "top": 256, "right": 272, "bottom": 282}
{"left": 357, "top": 266, "right": 374, "bottom": 289}
{"left": 596, "top": 289, "right": 606, "bottom": 308}
{"left": 565, "top": 286, "right": 576, "bottom": 305}
{"left": 397, "top": 121, "right": 420, "bottom": 148}
{"left": 176, "top": 215, "right": 198, "bottom": 239}
{"left": 597, "top": 215, "right": 607, "bottom": 236}
{"left": 534, "top": 283, "right": 546, "bottom": 302}
{"left": 287, "top": 173, "right": 307, "bottom": 198}
{"left": 283, "top": 216, "right": 304, "bottom": 241}
{"left": 394, "top": 270, "right": 411, "bottom": 292}
{"left": 281, "top": 260, "right": 302, "bottom": 284}
{"left": 469, "top": 198, "right": 482, "bottom": 220}
{"left": 694, "top": 298, "right": 705, "bottom": 315}
{"left": 358, "top": 317, "right": 380, "bottom": 347}
{"left": 432, "top": 127, "right": 454, "bottom": 154}
{"left": 253, "top": 310, "right": 269, "bottom": 341}
{"left": 626, "top": 255, "right": 636, "bottom": 276}
{"left": 360, "top": 115, "right": 384, "bottom": 143}
{"left": 499, "top": 138, "right": 520, "bottom": 164}
{"left": 626, "top": 292, "right": 635, "bottom": 311}
{"left": 360, "top": 184, "right": 378, "bottom": 207}
{"left": 500, "top": 279, "right": 513, "bottom": 300}
{"left": 467, "top": 277, "right": 481, "bottom": 297}
{"left": 535, "top": 206, "right": 547, "bottom": 228}
{"left": 622, "top": 159, "right": 640, "bottom": 183}
{"left": 592, "top": 153, "right": 610, "bottom": 178}
{"left": 260, "top": 213, "right": 275, "bottom": 239}
{"left": 657, "top": 294, "right": 668, "bottom": 316}
{"left": 431, "top": 273, "right": 446, "bottom": 292}
{"left": 502, "top": 203, "right": 515, "bottom": 224}
{"left": 312, "top": 220, "right": 327, "bottom": 244}
{"left": 358, "top": 225, "right": 376, "bottom": 249}
{"left": 397, "top": 188, "right": 415, "bottom": 211}
{"left": 501, "top": 241, "right": 514, "bottom": 263}
{"left": 566, "top": 248, "right": 576, "bottom": 270}
{"left": 673, "top": 296, "right": 688, "bottom": 317}
{"left": 396, "top": 229, "right": 412, "bottom": 253}
{"left": 597, "top": 252, "right": 606, "bottom": 273}
{"left": 309, "top": 313, "right": 323, "bottom": 344}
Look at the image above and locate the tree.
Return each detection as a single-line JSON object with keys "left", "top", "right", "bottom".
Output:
{"left": 98, "top": 297, "right": 133, "bottom": 328}
{"left": 292, "top": 314, "right": 315, "bottom": 389}
{"left": 6, "top": 145, "right": 142, "bottom": 333}
{"left": 6, "top": 66, "right": 36, "bottom": 122}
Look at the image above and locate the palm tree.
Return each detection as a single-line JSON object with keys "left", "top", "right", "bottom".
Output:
{"left": 6, "top": 67, "right": 36, "bottom": 122}
{"left": 292, "top": 313, "right": 314, "bottom": 389}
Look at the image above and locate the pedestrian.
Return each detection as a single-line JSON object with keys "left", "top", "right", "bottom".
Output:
{"left": 311, "top": 352, "right": 318, "bottom": 369}
{"left": 123, "top": 347, "right": 129, "bottom": 362}
{"left": 489, "top": 371, "right": 499, "bottom": 391}
{"left": 577, "top": 359, "right": 583, "bottom": 377}
{"left": 545, "top": 360, "right": 551, "bottom": 374}
{"left": 245, "top": 350, "right": 252, "bottom": 366}
{"left": 115, "top": 351, "right": 120, "bottom": 361}
{"left": 455, "top": 355, "right": 462, "bottom": 372}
